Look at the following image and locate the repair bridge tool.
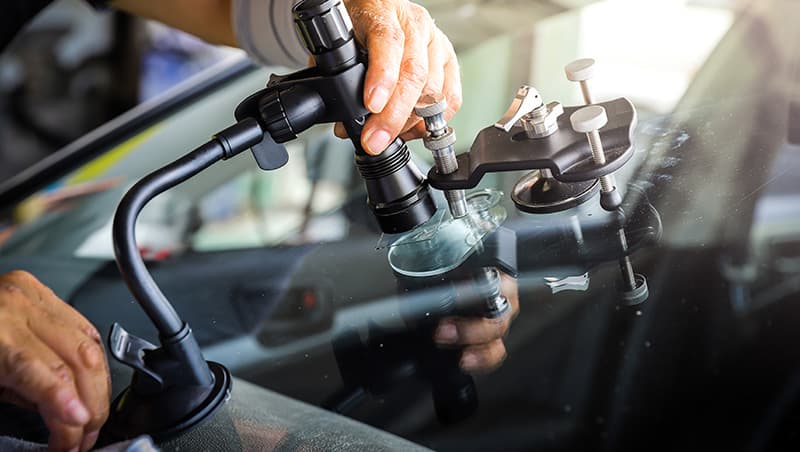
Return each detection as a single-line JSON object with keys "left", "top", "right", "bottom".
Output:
{"left": 426, "top": 58, "right": 637, "bottom": 214}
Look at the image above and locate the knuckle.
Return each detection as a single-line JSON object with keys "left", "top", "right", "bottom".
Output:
{"left": 6, "top": 270, "right": 38, "bottom": 286}
{"left": 372, "top": 23, "right": 404, "bottom": 46}
{"left": 409, "top": 3, "right": 432, "bottom": 25}
{"left": 438, "top": 28, "right": 454, "bottom": 51}
{"left": 78, "top": 339, "right": 104, "bottom": 369}
{"left": 51, "top": 362, "right": 74, "bottom": 385}
{"left": 489, "top": 345, "right": 508, "bottom": 368}
{"left": 0, "top": 286, "right": 25, "bottom": 309}
{"left": 0, "top": 283, "right": 23, "bottom": 296}
{"left": 81, "top": 323, "right": 102, "bottom": 344}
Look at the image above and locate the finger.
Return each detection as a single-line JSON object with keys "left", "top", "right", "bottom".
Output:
{"left": 32, "top": 281, "right": 112, "bottom": 448}
{"left": 31, "top": 278, "right": 102, "bottom": 345}
{"left": 47, "top": 419, "right": 84, "bottom": 452}
{"left": 460, "top": 339, "right": 507, "bottom": 373}
{"left": 334, "top": 122, "right": 348, "bottom": 139}
{"left": 1, "top": 271, "right": 101, "bottom": 344}
{"left": 0, "top": 332, "right": 89, "bottom": 428}
{"left": 80, "top": 429, "right": 101, "bottom": 452}
{"left": 441, "top": 35, "right": 463, "bottom": 117}
{"left": 434, "top": 312, "right": 512, "bottom": 346}
{"left": 500, "top": 273, "right": 520, "bottom": 318}
{"left": 31, "top": 315, "right": 110, "bottom": 440}
{"left": 398, "top": 120, "right": 427, "bottom": 142}
{"left": 0, "top": 271, "right": 43, "bottom": 307}
{"left": 362, "top": 6, "right": 432, "bottom": 154}
{"left": 423, "top": 29, "right": 448, "bottom": 97}
{"left": 400, "top": 30, "right": 459, "bottom": 144}
{"left": 0, "top": 354, "right": 88, "bottom": 450}
{"left": 349, "top": 5, "right": 404, "bottom": 114}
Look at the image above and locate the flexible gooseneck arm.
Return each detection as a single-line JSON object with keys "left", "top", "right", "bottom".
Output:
{"left": 112, "top": 140, "right": 224, "bottom": 336}
{"left": 112, "top": 119, "right": 263, "bottom": 338}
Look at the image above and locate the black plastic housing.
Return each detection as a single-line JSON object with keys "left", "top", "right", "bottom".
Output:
{"left": 355, "top": 138, "right": 437, "bottom": 233}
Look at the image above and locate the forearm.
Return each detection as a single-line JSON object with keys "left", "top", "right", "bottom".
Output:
{"left": 111, "top": 0, "right": 238, "bottom": 47}
{"left": 110, "top": 0, "right": 307, "bottom": 68}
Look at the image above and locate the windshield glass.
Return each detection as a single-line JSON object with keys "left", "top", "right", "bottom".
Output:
{"left": 3, "top": 0, "right": 800, "bottom": 450}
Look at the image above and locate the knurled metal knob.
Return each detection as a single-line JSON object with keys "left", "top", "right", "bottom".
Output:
{"left": 293, "top": 0, "right": 354, "bottom": 54}
{"left": 415, "top": 93, "right": 449, "bottom": 139}
{"left": 414, "top": 93, "right": 448, "bottom": 118}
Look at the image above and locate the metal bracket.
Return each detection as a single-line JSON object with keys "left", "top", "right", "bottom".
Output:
{"left": 108, "top": 323, "right": 164, "bottom": 390}
{"left": 428, "top": 97, "right": 637, "bottom": 191}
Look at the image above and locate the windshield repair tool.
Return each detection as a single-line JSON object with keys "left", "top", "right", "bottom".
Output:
{"left": 102, "top": 0, "right": 439, "bottom": 442}
{"left": 426, "top": 59, "right": 637, "bottom": 214}
{"left": 505, "top": 86, "right": 600, "bottom": 213}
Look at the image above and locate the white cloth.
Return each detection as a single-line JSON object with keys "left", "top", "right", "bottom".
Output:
{"left": 232, "top": 0, "right": 308, "bottom": 68}
{"left": 0, "top": 435, "right": 158, "bottom": 451}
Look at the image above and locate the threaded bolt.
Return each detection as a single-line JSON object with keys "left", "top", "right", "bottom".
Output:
{"left": 415, "top": 94, "right": 468, "bottom": 218}
{"left": 586, "top": 129, "right": 617, "bottom": 194}
{"left": 617, "top": 228, "right": 637, "bottom": 291}
{"left": 570, "top": 105, "right": 622, "bottom": 211}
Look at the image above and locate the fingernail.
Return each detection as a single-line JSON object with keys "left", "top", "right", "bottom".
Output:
{"left": 365, "top": 129, "right": 392, "bottom": 154}
{"left": 461, "top": 353, "right": 478, "bottom": 371}
{"left": 81, "top": 430, "right": 99, "bottom": 451}
{"left": 367, "top": 86, "right": 391, "bottom": 113}
{"left": 68, "top": 447, "right": 79, "bottom": 452}
{"left": 57, "top": 389, "right": 90, "bottom": 424}
{"left": 435, "top": 322, "right": 458, "bottom": 344}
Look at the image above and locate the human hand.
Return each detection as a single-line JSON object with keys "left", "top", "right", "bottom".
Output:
{"left": 433, "top": 273, "right": 520, "bottom": 374}
{"left": 0, "top": 271, "right": 110, "bottom": 452}
{"left": 335, "top": 0, "right": 462, "bottom": 154}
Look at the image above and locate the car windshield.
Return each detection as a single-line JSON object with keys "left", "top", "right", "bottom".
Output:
{"left": 2, "top": 0, "right": 800, "bottom": 450}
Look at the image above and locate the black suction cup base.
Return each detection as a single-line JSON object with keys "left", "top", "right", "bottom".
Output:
{"left": 512, "top": 171, "right": 599, "bottom": 214}
{"left": 102, "top": 361, "right": 232, "bottom": 443}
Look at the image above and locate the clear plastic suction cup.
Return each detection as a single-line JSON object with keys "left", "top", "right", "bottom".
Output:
{"left": 388, "top": 189, "right": 507, "bottom": 277}
{"left": 376, "top": 208, "right": 446, "bottom": 250}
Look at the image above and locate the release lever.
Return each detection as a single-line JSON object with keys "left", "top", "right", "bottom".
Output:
{"left": 494, "top": 85, "right": 543, "bottom": 132}
{"left": 108, "top": 323, "right": 164, "bottom": 391}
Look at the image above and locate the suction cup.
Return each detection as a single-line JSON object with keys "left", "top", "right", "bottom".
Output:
{"left": 511, "top": 170, "right": 599, "bottom": 214}
{"left": 102, "top": 361, "right": 232, "bottom": 442}
{"left": 388, "top": 189, "right": 506, "bottom": 277}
